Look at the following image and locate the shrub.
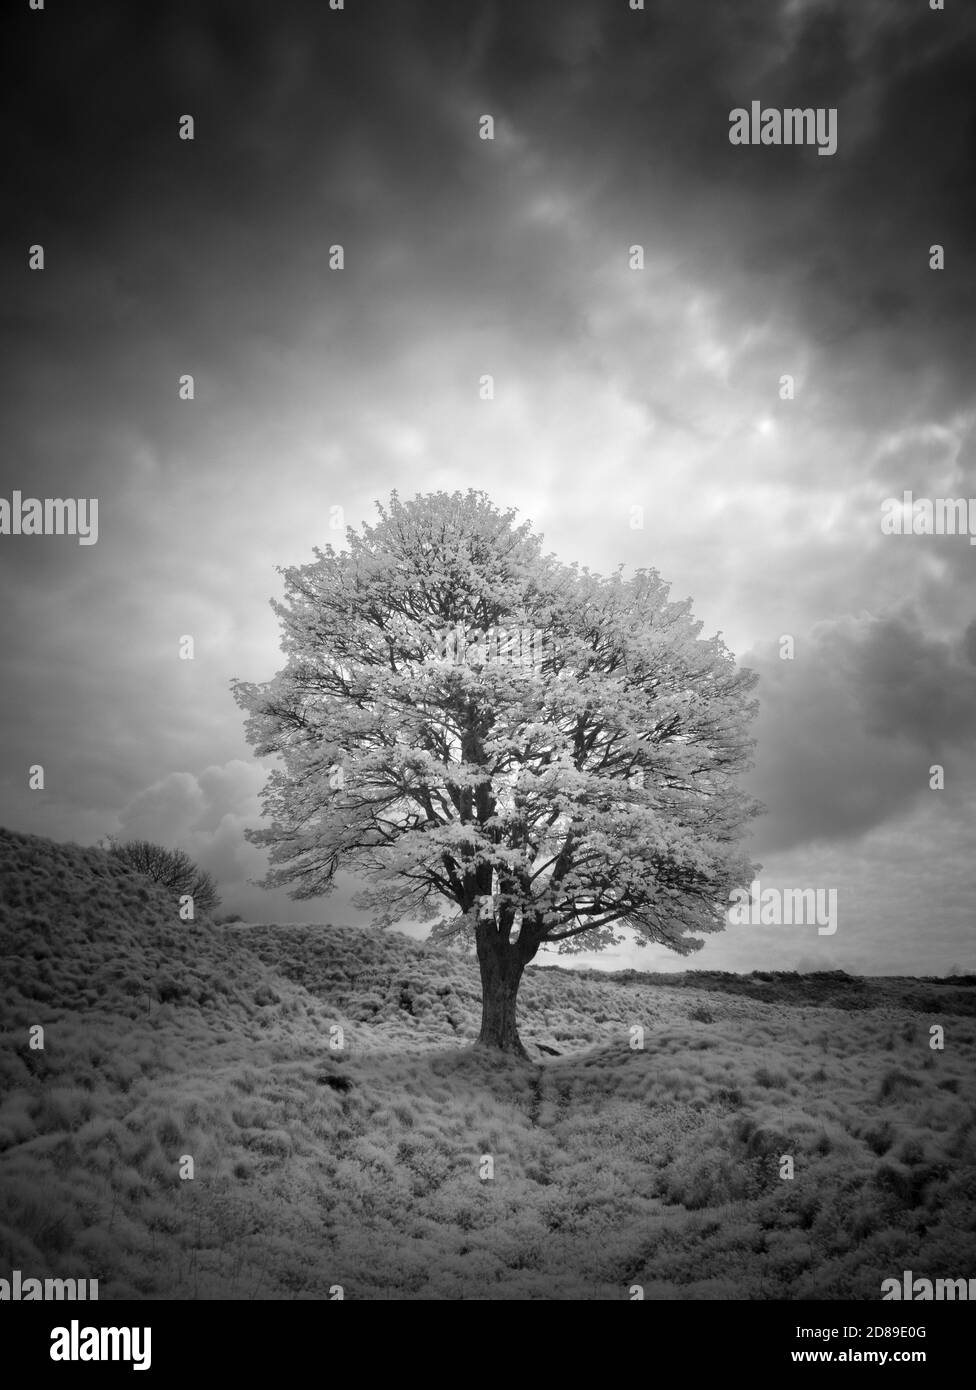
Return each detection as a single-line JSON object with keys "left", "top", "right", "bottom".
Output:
{"left": 105, "top": 839, "right": 221, "bottom": 919}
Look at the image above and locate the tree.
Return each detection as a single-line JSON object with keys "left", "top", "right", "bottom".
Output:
{"left": 107, "top": 839, "right": 221, "bottom": 920}
{"left": 233, "top": 489, "right": 762, "bottom": 1057}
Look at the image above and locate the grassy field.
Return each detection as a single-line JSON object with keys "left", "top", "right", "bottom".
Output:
{"left": 1, "top": 826, "right": 974, "bottom": 1299}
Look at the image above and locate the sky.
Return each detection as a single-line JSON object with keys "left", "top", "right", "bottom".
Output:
{"left": 2, "top": 0, "right": 975, "bottom": 976}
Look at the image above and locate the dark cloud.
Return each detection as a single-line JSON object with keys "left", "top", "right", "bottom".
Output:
{"left": 1, "top": 0, "right": 974, "bottom": 969}
{"left": 745, "top": 610, "right": 976, "bottom": 851}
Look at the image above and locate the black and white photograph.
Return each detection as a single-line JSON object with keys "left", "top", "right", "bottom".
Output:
{"left": 2, "top": 0, "right": 975, "bottom": 1352}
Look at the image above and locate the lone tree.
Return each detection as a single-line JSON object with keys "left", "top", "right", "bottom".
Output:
{"left": 107, "top": 839, "right": 222, "bottom": 920}
{"left": 233, "top": 490, "right": 761, "bottom": 1057}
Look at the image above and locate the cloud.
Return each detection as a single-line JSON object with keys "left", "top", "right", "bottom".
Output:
{"left": 116, "top": 760, "right": 264, "bottom": 885}
{"left": 1, "top": 0, "right": 974, "bottom": 971}
{"left": 745, "top": 609, "right": 976, "bottom": 852}
{"left": 113, "top": 760, "right": 364, "bottom": 925}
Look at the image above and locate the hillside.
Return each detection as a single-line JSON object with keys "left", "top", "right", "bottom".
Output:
{"left": 1, "top": 826, "right": 974, "bottom": 1299}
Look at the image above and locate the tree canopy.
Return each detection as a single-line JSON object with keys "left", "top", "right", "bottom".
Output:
{"left": 233, "top": 489, "right": 762, "bottom": 1052}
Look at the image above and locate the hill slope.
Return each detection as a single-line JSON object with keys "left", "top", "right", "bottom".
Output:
{"left": 1, "top": 827, "right": 974, "bottom": 1299}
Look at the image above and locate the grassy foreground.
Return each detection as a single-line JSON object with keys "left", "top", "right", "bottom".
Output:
{"left": 1, "top": 826, "right": 974, "bottom": 1299}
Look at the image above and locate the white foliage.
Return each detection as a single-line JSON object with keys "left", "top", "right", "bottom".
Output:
{"left": 233, "top": 489, "right": 762, "bottom": 958}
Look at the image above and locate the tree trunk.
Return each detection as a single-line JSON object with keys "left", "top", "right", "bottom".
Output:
{"left": 475, "top": 934, "right": 529, "bottom": 1058}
